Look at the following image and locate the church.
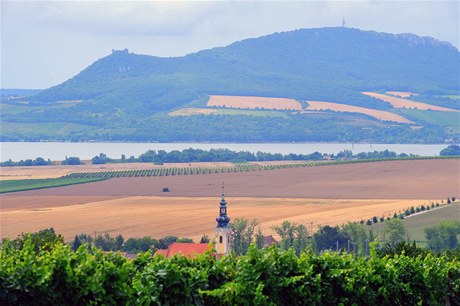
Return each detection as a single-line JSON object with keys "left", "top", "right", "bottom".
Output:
{"left": 155, "top": 187, "right": 232, "bottom": 258}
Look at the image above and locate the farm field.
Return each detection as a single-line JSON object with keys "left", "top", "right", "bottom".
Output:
{"left": 0, "top": 196, "right": 428, "bottom": 242}
{"left": 207, "top": 95, "right": 302, "bottom": 110}
{"left": 0, "top": 178, "right": 106, "bottom": 193}
{"left": 1, "top": 159, "right": 458, "bottom": 242}
{"left": 2, "top": 159, "right": 456, "bottom": 199}
{"left": 0, "top": 162, "right": 236, "bottom": 180}
{"left": 362, "top": 92, "right": 459, "bottom": 112}
{"left": 169, "top": 107, "right": 289, "bottom": 118}
{"left": 305, "top": 101, "right": 413, "bottom": 123}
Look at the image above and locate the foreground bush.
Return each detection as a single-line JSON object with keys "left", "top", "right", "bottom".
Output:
{"left": 1, "top": 239, "right": 459, "bottom": 305}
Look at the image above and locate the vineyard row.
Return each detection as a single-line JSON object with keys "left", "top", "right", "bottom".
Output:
{"left": 61, "top": 156, "right": 455, "bottom": 179}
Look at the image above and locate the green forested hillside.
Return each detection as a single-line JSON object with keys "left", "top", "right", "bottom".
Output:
{"left": 2, "top": 27, "right": 459, "bottom": 143}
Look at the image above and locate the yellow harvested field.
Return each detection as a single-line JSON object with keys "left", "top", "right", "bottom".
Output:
{"left": 306, "top": 101, "right": 414, "bottom": 124}
{"left": 0, "top": 162, "right": 235, "bottom": 180}
{"left": 385, "top": 91, "right": 418, "bottom": 98}
{"left": 207, "top": 95, "right": 302, "bottom": 110}
{"left": 169, "top": 108, "right": 218, "bottom": 116}
{"left": 362, "top": 92, "right": 459, "bottom": 112}
{"left": 0, "top": 196, "right": 427, "bottom": 242}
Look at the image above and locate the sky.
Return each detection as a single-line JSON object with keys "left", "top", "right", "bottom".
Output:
{"left": 1, "top": 1, "right": 459, "bottom": 89}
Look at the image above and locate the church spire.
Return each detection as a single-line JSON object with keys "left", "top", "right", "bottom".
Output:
{"left": 216, "top": 182, "right": 230, "bottom": 228}
{"left": 221, "top": 182, "right": 225, "bottom": 202}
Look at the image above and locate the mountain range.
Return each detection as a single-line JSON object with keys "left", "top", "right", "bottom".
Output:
{"left": 1, "top": 27, "right": 459, "bottom": 143}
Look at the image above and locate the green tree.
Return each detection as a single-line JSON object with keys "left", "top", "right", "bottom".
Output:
{"left": 94, "top": 233, "right": 118, "bottom": 251}
{"left": 122, "top": 237, "right": 157, "bottom": 253}
{"left": 439, "top": 144, "right": 460, "bottom": 156}
{"left": 293, "top": 224, "right": 310, "bottom": 256}
{"left": 9, "top": 228, "right": 64, "bottom": 253}
{"left": 115, "top": 234, "right": 124, "bottom": 250}
{"left": 313, "top": 225, "right": 349, "bottom": 252}
{"left": 271, "top": 220, "right": 297, "bottom": 251}
{"left": 177, "top": 238, "right": 194, "bottom": 243}
{"left": 157, "top": 235, "right": 178, "bottom": 249}
{"left": 341, "top": 222, "right": 368, "bottom": 256}
{"left": 425, "top": 220, "right": 460, "bottom": 252}
{"left": 255, "top": 228, "right": 265, "bottom": 249}
{"left": 230, "top": 218, "right": 258, "bottom": 255}
{"left": 62, "top": 156, "right": 83, "bottom": 165}
{"left": 200, "top": 235, "right": 210, "bottom": 244}
{"left": 383, "top": 219, "right": 407, "bottom": 247}
{"left": 71, "top": 233, "right": 93, "bottom": 251}
{"left": 92, "top": 153, "right": 109, "bottom": 164}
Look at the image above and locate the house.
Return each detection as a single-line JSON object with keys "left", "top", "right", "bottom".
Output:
{"left": 155, "top": 186, "right": 232, "bottom": 258}
{"left": 155, "top": 242, "right": 211, "bottom": 259}
{"left": 263, "top": 235, "right": 279, "bottom": 247}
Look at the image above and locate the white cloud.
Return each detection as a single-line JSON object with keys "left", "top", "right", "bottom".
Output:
{"left": 14, "top": 1, "right": 221, "bottom": 36}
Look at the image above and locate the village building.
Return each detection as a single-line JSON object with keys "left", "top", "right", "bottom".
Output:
{"left": 262, "top": 235, "right": 279, "bottom": 248}
{"left": 155, "top": 186, "right": 232, "bottom": 258}
{"left": 155, "top": 243, "right": 210, "bottom": 259}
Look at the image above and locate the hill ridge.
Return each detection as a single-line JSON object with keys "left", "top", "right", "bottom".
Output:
{"left": 2, "top": 27, "right": 459, "bottom": 143}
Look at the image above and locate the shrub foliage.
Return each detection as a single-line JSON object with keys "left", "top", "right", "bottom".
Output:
{"left": 1, "top": 237, "right": 459, "bottom": 305}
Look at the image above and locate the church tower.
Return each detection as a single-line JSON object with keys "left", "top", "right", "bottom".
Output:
{"left": 215, "top": 184, "right": 231, "bottom": 255}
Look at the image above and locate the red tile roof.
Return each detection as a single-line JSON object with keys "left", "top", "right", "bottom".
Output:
{"left": 155, "top": 243, "right": 212, "bottom": 259}
{"left": 263, "top": 235, "right": 278, "bottom": 247}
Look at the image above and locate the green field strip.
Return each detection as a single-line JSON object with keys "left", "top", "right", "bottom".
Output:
{"left": 0, "top": 177, "right": 108, "bottom": 194}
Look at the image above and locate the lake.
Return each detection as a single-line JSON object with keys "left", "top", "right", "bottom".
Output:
{"left": 0, "top": 142, "right": 449, "bottom": 162}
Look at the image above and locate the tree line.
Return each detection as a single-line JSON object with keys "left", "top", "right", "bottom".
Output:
{"left": 3, "top": 147, "right": 458, "bottom": 167}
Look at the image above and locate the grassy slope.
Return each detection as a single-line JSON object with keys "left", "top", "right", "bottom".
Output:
{"left": 0, "top": 177, "right": 107, "bottom": 194}
{"left": 375, "top": 203, "right": 460, "bottom": 246}
{"left": 403, "top": 204, "right": 460, "bottom": 243}
{"left": 397, "top": 109, "right": 460, "bottom": 133}
{"left": 1, "top": 122, "right": 94, "bottom": 136}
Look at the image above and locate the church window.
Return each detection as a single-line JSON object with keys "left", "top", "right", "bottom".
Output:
{"left": 219, "top": 236, "right": 223, "bottom": 243}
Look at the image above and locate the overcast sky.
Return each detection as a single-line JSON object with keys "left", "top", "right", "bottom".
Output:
{"left": 1, "top": 1, "right": 459, "bottom": 89}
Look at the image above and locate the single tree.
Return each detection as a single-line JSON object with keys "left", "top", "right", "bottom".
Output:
{"left": 383, "top": 219, "right": 407, "bottom": 247}
{"left": 200, "top": 235, "right": 210, "bottom": 244}
{"left": 230, "top": 218, "right": 258, "bottom": 255}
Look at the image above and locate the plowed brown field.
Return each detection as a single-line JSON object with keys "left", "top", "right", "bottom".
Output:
{"left": 306, "top": 101, "right": 413, "bottom": 123}
{"left": 2, "top": 159, "right": 458, "bottom": 241}
{"left": 207, "top": 95, "right": 302, "bottom": 110}
{"left": 362, "top": 92, "right": 459, "bottom": 112}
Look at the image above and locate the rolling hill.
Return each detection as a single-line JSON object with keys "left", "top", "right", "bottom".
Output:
{"left": 1, "top": 27, "right": 459, "bottom": 143}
